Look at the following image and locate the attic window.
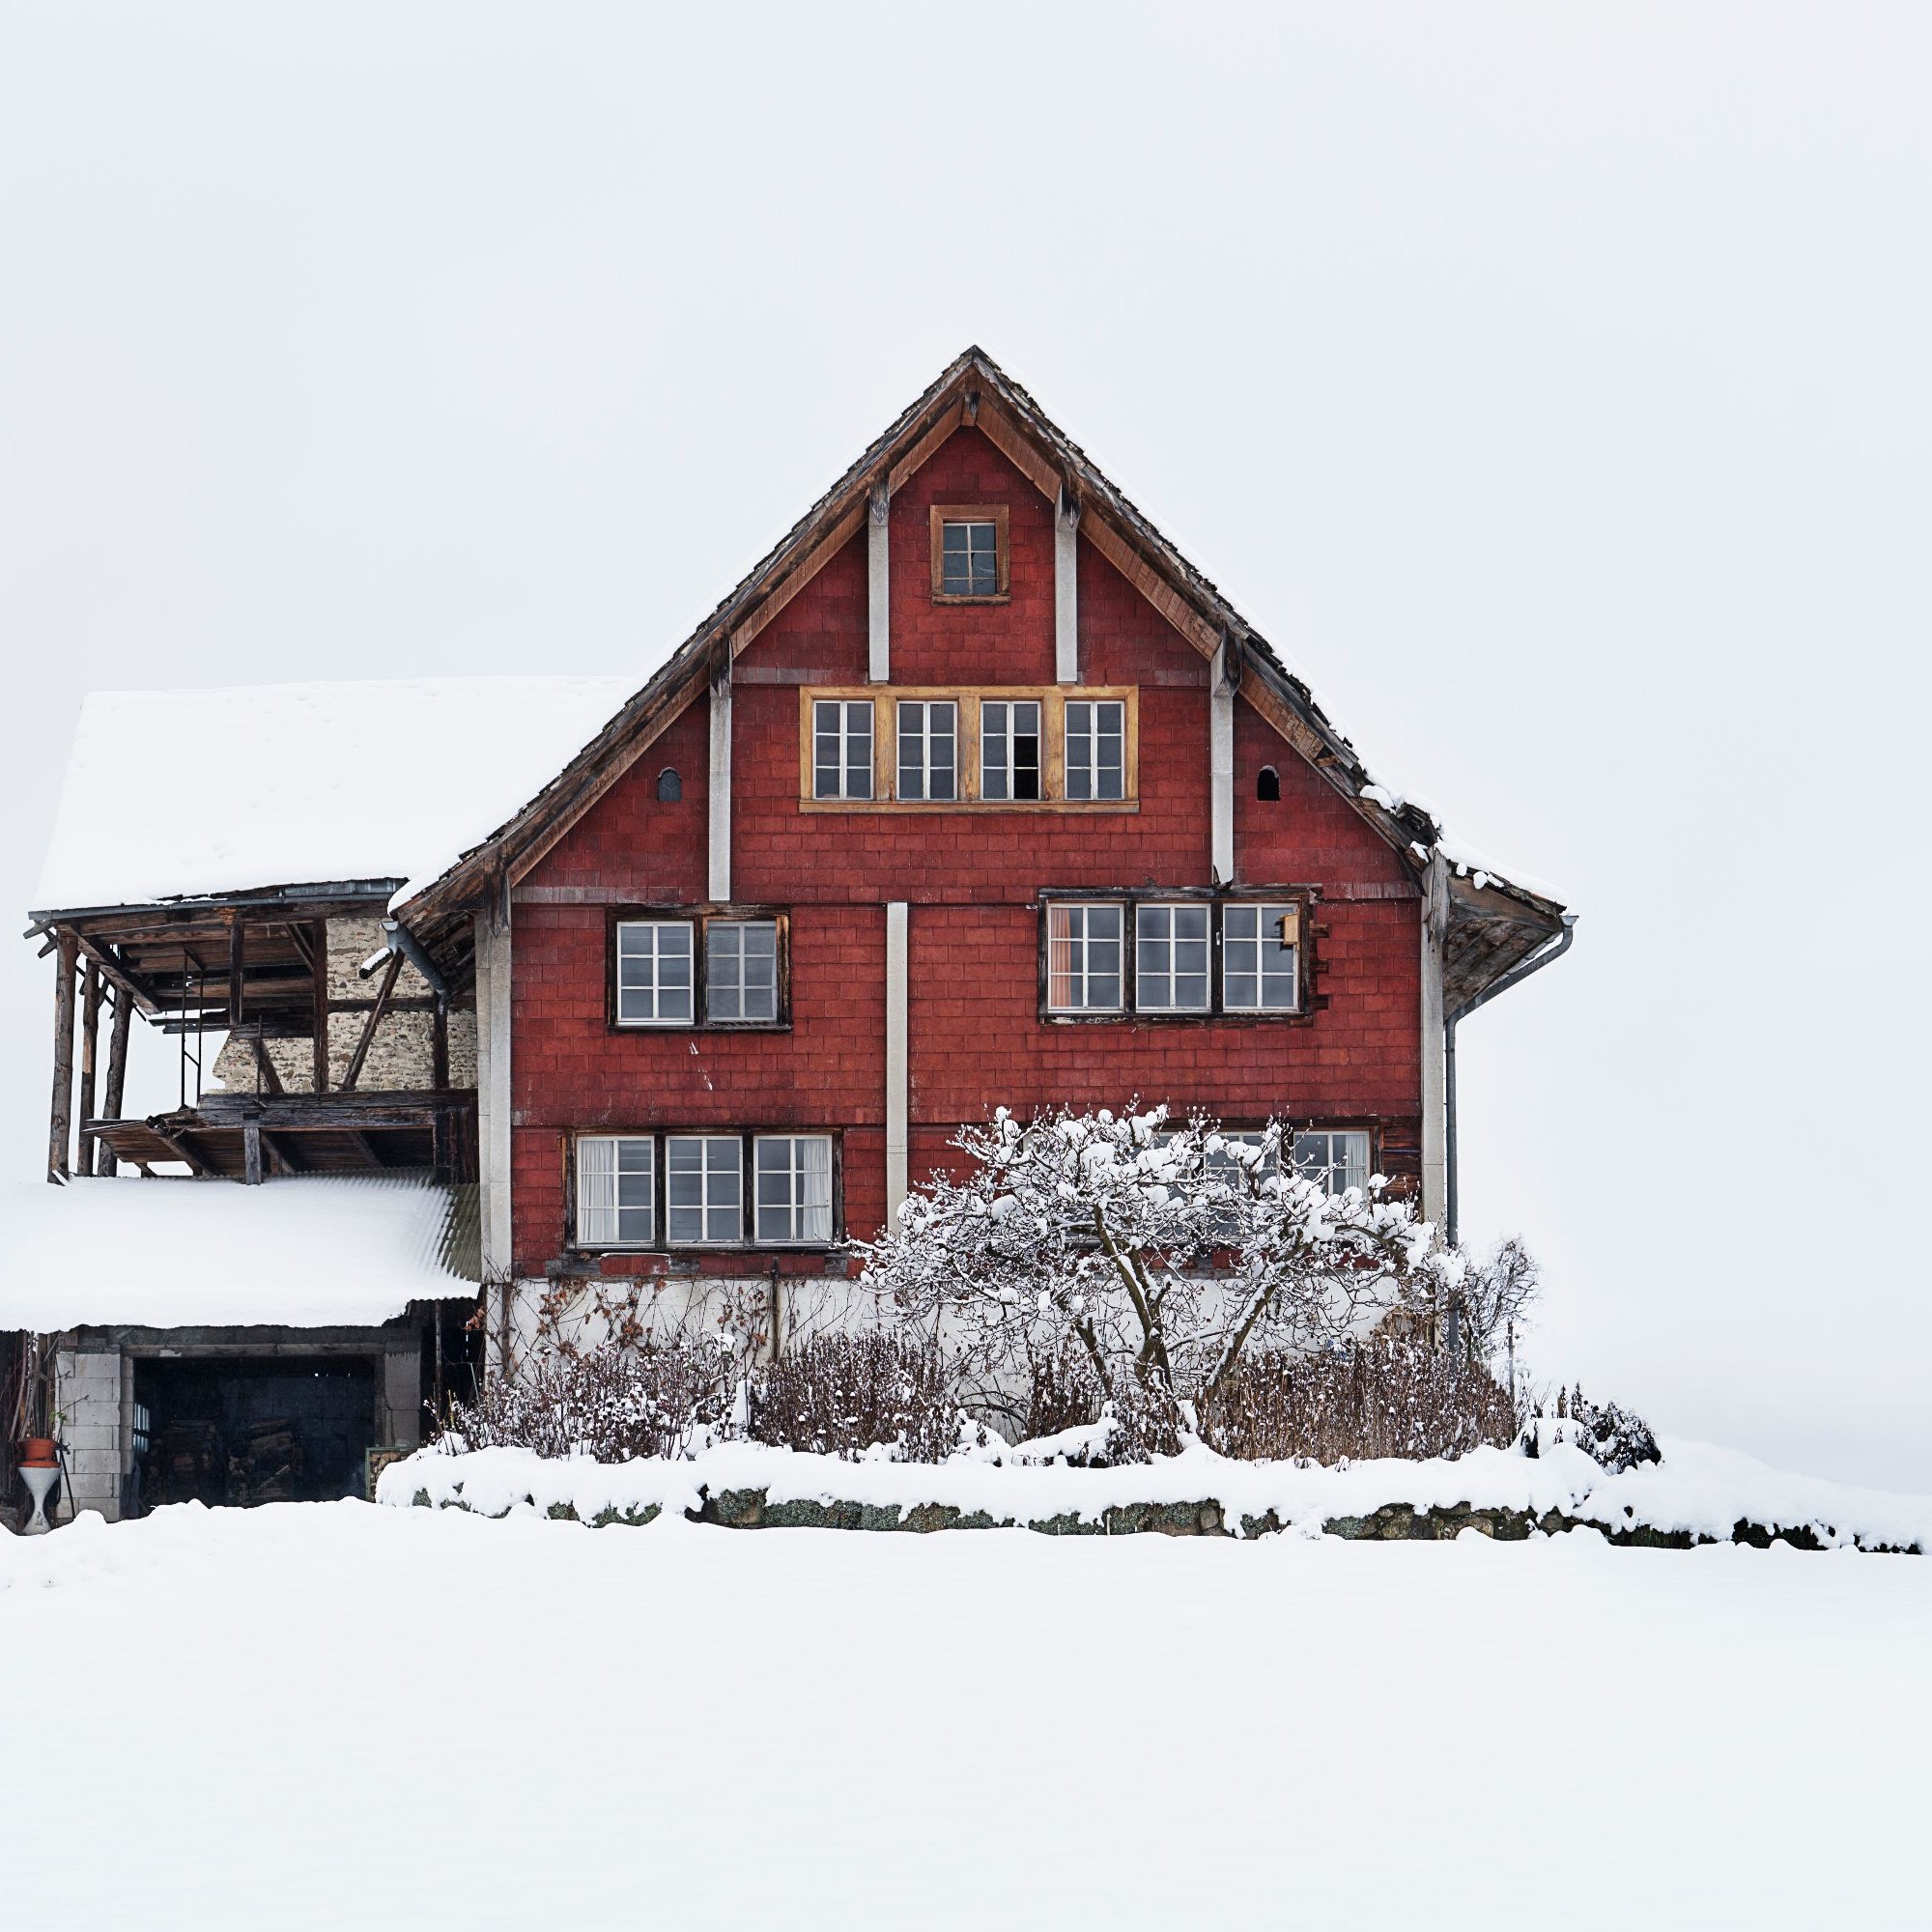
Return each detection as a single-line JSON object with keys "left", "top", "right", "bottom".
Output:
{"left": 930, "top": 505, "right": 1009, "bottom": 602}
{"left": 1257, "top": 765, "right": 1280, "bottom": 802}
{"left": 657, "top": 768, "right": 682, "bottom": 803}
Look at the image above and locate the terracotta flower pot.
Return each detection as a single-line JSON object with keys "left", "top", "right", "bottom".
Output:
{"left": 18, "top": 1437, "right": 58, "bottom": 1468}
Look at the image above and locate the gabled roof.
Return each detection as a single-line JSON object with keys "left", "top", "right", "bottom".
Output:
{"left": 391, "top": 347, "right": 1571, "bottom": 1002}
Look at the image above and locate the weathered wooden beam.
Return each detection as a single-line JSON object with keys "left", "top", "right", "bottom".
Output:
{"left": 78, "top": 961, "right": 102, "bottom": 1176}
{"left": 432, "top": 995, "right": 449, "bottom": 1092}
{"left": 247, "top": 1030, "right": 285, "bottom": 1096}
{"left": 48, "top": 930, "right": 78, "bottom": 1182}
{"left": 99, "top": 987, "right": 132, "bottom": 1175}
{"left": 259, "top": 1128, "right": 302, "bottom": 1176}
{"left": 242, "top": 1122, "right": 264, "bottom": 1186}
{"left": 312, "top": 919, "right": 330, "bottom": 1094}
{"left": 341, "top": 951, "right": 403, "bottom": 1093}
{"left": 228, "top": 914, "right": 245, "bottom": 1032}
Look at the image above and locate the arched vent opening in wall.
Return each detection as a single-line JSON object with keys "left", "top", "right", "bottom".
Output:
{"left": 1257, "top": 765, "right": 1280, "bottom": 802}
{"left": 657, "top": 768, "right": 682, "bottom": 803}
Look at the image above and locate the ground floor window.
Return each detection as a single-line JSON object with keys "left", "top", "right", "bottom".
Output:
{"left": 667, "top": 1135, "right": 744, "bottom": 1244}
{"left": 574, "top": 1130, "right": 840, "bottom": 1251}
{"left": 755, "top": 1135, "right": 835, "bottom": 1243}
{"left": 577, "top": 1135, "right": 655, "bottom": 1245}
{"left": 1292, "top": 1128, "right": 1372, "bottom": 1196}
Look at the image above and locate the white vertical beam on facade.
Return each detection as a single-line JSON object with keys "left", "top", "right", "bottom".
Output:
{"left": 885, "top": 900, "right": 909, "bottom": 1225}
{"left": 867, "top": 484, "right": 892, "bottom": 685}
{"left": 1419, "top": 852, "right": 1450, "bottom": 1233}
{"left": 1209, "top": 638, "right": 1236, "bottom": 886}
{"left": 708, "top": 661, "right": 733, "bottom": 905}
{"left": 1054, "top": 488, "right": 1080, "bottom": 684}
{"left": 475, "top": 907, "right": 515, "bottom": 1375}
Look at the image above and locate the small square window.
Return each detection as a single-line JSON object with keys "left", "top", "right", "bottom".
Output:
{"left": 1136, "top": 904, "right": 1210, "bottom": 1012}
{"left": 667, "top": 1135, "right": 743, "bottom": 1244}
{"left": 1293, "top": 1129, "right": 1372, "bottom": 1197}
{"left": 1065, "top": 700, "right": 1125, "bottom": 801}
{"left": 929, "top": 505, "right": 1009, "bottom": 601}
{"left": 813, "top": 699, "right": 874, "bottom": 800}
{"left": 895, "top": 700, "right": 957, "bottom": 802}
{"left": 705, "top": 920, "right": 779, "bottom": 1023}
{"left": 614, "top": 921, "right": 694, "bottom": 1026}
{"left": 755, "top": 1135, "right": 835, "bottom": 1243}
{"left": 980, "top": 698, "right": 1041, "bottom": 801}
{"left": 1046, "top": 902, "right": 1124, "bottom": 1012}
{"left": 577, "top": 1135, "right": 655, "bottom": 1246}
{"left": 1223, "top": 903, "right": 1299, "bottom": 1011}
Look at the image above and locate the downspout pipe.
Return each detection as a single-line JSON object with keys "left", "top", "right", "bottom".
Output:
{"left": 358, "top": 918, "right": 449, "bottom": 999}
{"left": 1444, "top": 913, "right": 1577, "bottom": 1250}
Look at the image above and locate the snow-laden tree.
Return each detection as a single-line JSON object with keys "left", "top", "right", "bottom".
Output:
{"left": 857, "top": 1106, "right": 1435, "bottom": 1421}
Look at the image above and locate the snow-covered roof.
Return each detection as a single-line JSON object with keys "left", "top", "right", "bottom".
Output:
{"left": 0, "top": 1173, "right": 474, "bottom": 1330}
{"left": 32, "top": 677, "right": 637, "bottom": 914}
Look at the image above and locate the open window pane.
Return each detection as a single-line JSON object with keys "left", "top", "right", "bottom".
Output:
{"left": 577, "top": 1135, "right": 654, "bottom": 1246}
{"left": 980, "top": 699, "right": 1040, "bottom": 802}
{"left": 1222, "top": 903, "right": 1299, "bottom": 1011}
{"left": 615, "top": 922, "right": 694, "bottom": 1025}
{"left": 706, "top": 920, "right": 779, "bottom": 1023}
{"left": 1046, "top": 903, "right": 1123, "bottom": 1011}
{"left": 1135, "top": 904, "right": 1210, "bottom": 1011}
{"left": 755, "top": 1134, "right": 834, "bottom": 1243}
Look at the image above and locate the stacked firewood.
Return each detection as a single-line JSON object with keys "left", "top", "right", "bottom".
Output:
{"left": 227, "top": 1418, "right": 301, "bottom": 1505}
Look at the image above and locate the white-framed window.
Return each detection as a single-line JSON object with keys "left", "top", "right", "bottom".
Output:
{"left": 813, "top": 698, "right": 874, "bottom": 801}
{"left": 1136, "top": 903, "right": 1210, "bottom": 1012}
{"left": 666, "top": 1135, "right": 743, "bottom": 1244}
{"left": 1293, "top": 1129, "right": 1372, "bottom": 1197}
{"left": 754, "top": 1135, "right": 835, "bottom": 1243}
{"left": 980, "top": 697, "right": 1041, "bottom": 801}
{"left": 895, "top": 699, "right": 957, "bottom": 802}
{"left": 1046, "top": 902, "right": 1124, "bottom": 1012}
{"left": 576, "top": 1135, "right": 655, "bottom": 1246}
{"left": 940, "top": 519, "right": 1000, "bottom": 597}
{"left": 614, "top": 920, "right": 695, "bottom": 1025}
{"left": 705, "top": 920, "right": 779, "bottom": 1023}
{"left": 1223, "top": 903, "right": 1299, "bottom": 1011}
{"left": 1064, "top": 698, "right": 1125, "bottom": 801}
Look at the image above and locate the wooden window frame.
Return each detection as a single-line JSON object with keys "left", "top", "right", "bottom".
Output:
{"left": 565, "top": 1128, "right": 845, "bottom": 1256}
{"left": 798, "top": 686, "right": 1138, "bottom": 812}
{"left": 1044, "top": 900, "right": 1127, "bottom": 1015}
{"left": 929, "top": 504, "right": 1010, "bottom": 603}
{"left": 1037, "top": 888, "right": 1322, "bottom": 1026}
{"left": 606, "top": 906, "right": 790, "bottom": 1034}
{"left": 811, "top": 696, "right": 876, "bottom": 801}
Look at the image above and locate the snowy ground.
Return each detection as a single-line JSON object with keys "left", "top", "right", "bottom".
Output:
{"left": 6, "top": 1504, "right": 1927, "bottom": 1929}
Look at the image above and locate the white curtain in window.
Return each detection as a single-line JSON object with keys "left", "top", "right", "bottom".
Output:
{"left": 578, "top": 1137, "right": 617, "bottom": 1244}
{"left": 801, "top": 1135, "right": 834, "bottom": 1241}
{"left": 1339, "top": 1132, "right": 1370, "bottom": 1195}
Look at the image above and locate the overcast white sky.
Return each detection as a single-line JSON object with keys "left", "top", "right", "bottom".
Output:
{"left": 4, "top": 5, "right": 1927, "bottom": 1486}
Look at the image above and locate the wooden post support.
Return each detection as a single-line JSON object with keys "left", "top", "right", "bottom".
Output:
{"left": 431, "top": 994, "right": 449, "bottom": 1092}
{"left": 48, "top": 930, "right": 78, "bottom": 1183}
{"left": 1055, "top": 486, "right": 1080, "bottom": 684}
{"left": 242, "top": 1122, "right": 264, "bottom": 1186}
{"left": 228, "top": 913, "right": 246, "bottom": 1031}
{"left": 708, "top": 659, "right": 733, "bottom": 905}
{"left": 77, "top": 961, "right": 102, "bottom": 1177}
{"left": 311, "top": 919, "right": 330, "bottom": 1094}
{"left": 99, "top": 986, "right": 132, "bottom": 1176}
{"left": 867, "top": 483, "right": 892, "bottom": 684}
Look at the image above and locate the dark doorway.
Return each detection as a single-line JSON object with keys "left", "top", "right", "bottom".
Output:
{"left": 133, "top": 1357, "right": 376, "bottom": 1509}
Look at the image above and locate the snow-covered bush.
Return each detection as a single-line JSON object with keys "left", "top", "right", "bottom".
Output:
{"left": 1524, "top": 1386, "right": 1662, "bottom": 1473}
{"left": 859, "top": 1106, "right": 1432, "bottom": 1425}
{"left": 1401, "top": 1236, "right": 1542, "bottom": 1363}
{"left": 1021, "top": 1344, "right": 1183, "bottom": 1463}
{"left": 1197, "top": 1339, "right": 1519, "bottom": 1464}
{"left": 747, "top": 1333, "right": 973, "bottom": 1463}
{"left": 440, "top": 1339, "right": 737, "bottom": 1462}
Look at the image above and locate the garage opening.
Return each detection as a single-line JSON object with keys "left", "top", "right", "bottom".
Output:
{"left": 133, "top": 1357, "right": 377, "bottom": 1509}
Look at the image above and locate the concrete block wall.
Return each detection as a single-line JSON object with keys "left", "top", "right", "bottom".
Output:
{"left": 54, "top": 1346, "right": 129, "bottom": 1523}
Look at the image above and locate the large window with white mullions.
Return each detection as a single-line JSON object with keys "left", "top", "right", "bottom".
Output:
{"left": 1292, "top": 1129, "right": 1372, "bottom": 1198}
{"left": 1064, "top": 698, "right": 1125, "bottom": 801}
{"left": 1222, "top": 903, "right": 1299, "bottom": 1012}
{"left": 614, "top": 921, "right": 695, "bottom": 1026}
{"left": 813, "top": 698, "right": 874, "bottom": 801}
{"left": 1135, "top": 903, "right": 1210, "bottom": 1012}
{"left": 754, "top": 1135, "right": 835, "bottom": 1244}
{"left": 666, "top": 1135, "right": 744, "bottom": 1245}
{"left": 895, "top": 699, "right": 957, "bottom": 802}
{"left": 1046, "top": 902, "right": 1124, "bottom": 1012}
{"left": 705, "top": 920, "right": 779, "bottom": 1024}
{"left": 980, "top": 698, "right": 1041, "bottom": 801}
{"left": 575, "top": 1136, "right": 656, "bottom": 1246}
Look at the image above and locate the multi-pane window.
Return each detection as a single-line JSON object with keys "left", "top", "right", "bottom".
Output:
{"left": 1135, "top": 904, "right": 1210, "bottom": 1012}
{"left": 1293, "top": 1129, "right": 1372, "bottom": 1197}
{"left": 813, "top": 698, "right": 874, "bottom": 801}
{"left": 940, "top": 520, "right": 999, "bottom": 597}
{"left": 666, "top": 1136, "right": 743, "bottom": 1244}
{"left": 895, "top": 700, "right": 957, "bottom": 802}
{"left": 1065, "top": 699, "right": 1125, "bottom": 801}
{"left": 1223, "top": 903, "right": 1299, "bottom": 1011}
{"left": 754, "top": 1135, "right": 835, "bottom": 1243}
{"left": 1046, "top": 903, "right": 1124, "bottom": 1012}
{"left": 705, "top": 920, "right": 778, "bottom": 1023}
{"left": 614, "top": 921, "right": 695, "bottom": 1025}
{"left": 980, "top": 698, "right": 1041, "bottom": 801}
{"left": 576, "top": 1136, "right": 655, "bottom": 1246}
